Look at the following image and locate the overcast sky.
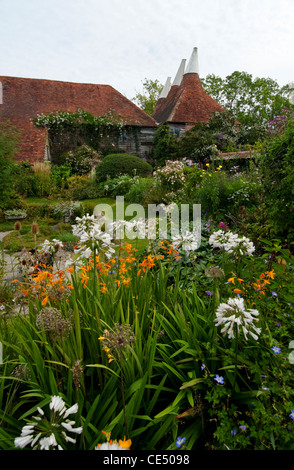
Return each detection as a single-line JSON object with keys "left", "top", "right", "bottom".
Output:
{"left": 1, "top": 0, "right": 293, "bottom": 100}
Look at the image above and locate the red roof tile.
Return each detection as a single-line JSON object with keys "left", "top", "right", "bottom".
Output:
{"left": 0, "top": 76, "right": 156, "bottom": 162}
{"left": 153, "top": 73, "right": 224, "bottom": 124}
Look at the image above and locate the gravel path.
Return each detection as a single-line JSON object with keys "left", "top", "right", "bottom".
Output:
{"left": 0, "top": 231, "right": 22, "bottom": 281}
{"left": 1, "top": 231, "right": 73, "bottom": 281}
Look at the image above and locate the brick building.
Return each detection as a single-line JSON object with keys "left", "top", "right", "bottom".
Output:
{"left": 0, "top": 76, "right": 157, "bottom": 163}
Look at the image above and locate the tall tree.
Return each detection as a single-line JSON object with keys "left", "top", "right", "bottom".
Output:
{"left": 132, "top": 78, "right": 163, "bottom": 115}
{"left": 202, "top": 71, "right": 294, "bottom": 128}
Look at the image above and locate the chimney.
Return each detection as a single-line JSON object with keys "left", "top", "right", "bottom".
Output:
{"left": 172, "top": 59, "right": 187, "bottom": 86}
{"left": 184, "top": 47, "right": 199, "bottom": 75}
{"left": 158, "top": 76, "right": 172, "bottom": 99}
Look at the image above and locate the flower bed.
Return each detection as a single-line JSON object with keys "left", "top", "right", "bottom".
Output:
{"left": 1, "top": 212, "right": 294, "bottom": 451}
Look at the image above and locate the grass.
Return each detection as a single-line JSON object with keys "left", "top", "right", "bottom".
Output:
{"left": 0, "top": 196, "right": 149, "bottom": 254}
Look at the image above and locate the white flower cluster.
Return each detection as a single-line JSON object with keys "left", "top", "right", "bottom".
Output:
{"left": 72, "top": 214, "right": 115, "bottom": 258}
{"left": 14, "top": 395, "right": 82, "bottom": 450}
{"left": 209, "top": 230, "right": 255, "bottom": 256}
{"left": 109, "top": 218, "right": 148, "bottom": 239}
{"left": 40, "top": 238, "right": 64, "bottom": 254}
{"left": 171, "top": 230, "right": 200, "bottom": 252}
{"left": 215, "top": 297, "right": 261, "bottom": 341}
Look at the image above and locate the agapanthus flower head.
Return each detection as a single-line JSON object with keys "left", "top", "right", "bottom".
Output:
{"left": 171, "top": 230, "right": 200, "bottom": 252}
{"left": 209, "top": 230, "right": 255, "bottom": 256}
{"left": 215, "top": 297, "right": 261, "bottom": 341}
{"left": 72, "top": 214, "right": 115, "bottom": 258}
{"left": 14, "top": 395, "right": 82, "bottom": 450}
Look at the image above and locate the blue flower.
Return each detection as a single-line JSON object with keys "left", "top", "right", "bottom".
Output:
{"left": 214, "top": 374, "right": 224, "bottom": 384}
{"left": 271, "top": 291, "right": 278, "bottom": 297}
{"left": 289, "top": 410, "right": 294, "bottom": 420}
{"left": 271, "top": 346, "right": 281, "bottom": 354}
{"left": 205, "top": 290, "right": 212, "bottom": 296}
{"left": 231, "top": 429, "right": 237, "bottom": 436}
{"left": 175, "top": 436, "right": 186, "bottom": 448}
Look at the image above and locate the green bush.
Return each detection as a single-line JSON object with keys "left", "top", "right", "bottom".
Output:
{"left": 95, "top": 153, "right": 153, "bottom": 182}
{"left": 260, "top": 117, "right": 294, "bottom": 245}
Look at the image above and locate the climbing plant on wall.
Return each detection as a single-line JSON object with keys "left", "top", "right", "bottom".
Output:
{"left": 33, "top": 108, "right": 127, "bottom": 164}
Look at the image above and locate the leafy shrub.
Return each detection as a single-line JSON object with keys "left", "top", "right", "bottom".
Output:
{"left": 124, "top": 177, "right": 156, "bottom": 205}
{"left": 53, "top": 201, "right": 84, "bottom": 222}
{"left": 102, "top": 175, "right": 135, "bottom": 197}
{"left": 63, "top": 144, "right": 102, "bottom": 175}
{"left": 50, "top": 164, "right": 72, "bottom": 192}
{"left": 195, "top": 166, "right": 259, "bottom": 217}
{"left": 153, "top": 124, "right": 178, "bottom": 165}
{"left": 260, "top": 116, "right": 294, "bottom": 245}
{"left": 66, "top": 175, "right": 101, "bottom": 200}
{"left": 96, "top": 153, "right": 153, "bottom": 182}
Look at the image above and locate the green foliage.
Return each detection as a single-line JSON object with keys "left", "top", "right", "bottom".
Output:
{"left": 153, "top": 124, "right": 178, "bottom": 166}
{"left": 96, "top": 153, "right": 153, "bottom": 182}
{"left": 0, "top": 120, "right": 22, "bottom": 209}
{"left": 202, "top": 71, "right": 294, "bottom": 144}
{"left": 132, "top": 78, "right": 163, "bottom": 115}
{"left": 63, "top": 144, "right": 102, "bottom": 175}
{"left": 66, "top": 174, "right": 101, "bottom": 200}
{"left": 34, "top": 109, "right": 124, "bottom": 164}
{"left": 195, "top": 166, "right": 260, "bottom": 218}
{"left": 260, "top": 116, "right": 294, "bottom": 243}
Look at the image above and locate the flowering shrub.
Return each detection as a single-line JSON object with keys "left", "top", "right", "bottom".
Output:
{"left": 153, "top": 160, "right": 186, "bottom": 192}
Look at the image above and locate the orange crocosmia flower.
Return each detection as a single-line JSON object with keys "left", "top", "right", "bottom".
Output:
{"left": 237, "top": 278, "right": 244, "bottom": 284}
{"left": 41, "top": 296, "right": 49, "bottom": 306}
{"left": 118, "top": 437, "right": 132, "bottom": 450}
{"left": 227, "top": 276, "right": 235, "bottom": 284}
{"left": 233, "top": 288, "right": 243, "bottom": 294}
{"left": 266, "top": 270, "right": 275, "bottom": 279}
{"left": 99, "top": 283, "right": 107, "bottom": 293}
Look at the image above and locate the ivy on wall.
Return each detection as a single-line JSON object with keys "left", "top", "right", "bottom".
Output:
{"left": 33, "top": 108, "right": 128, "bottom": 164}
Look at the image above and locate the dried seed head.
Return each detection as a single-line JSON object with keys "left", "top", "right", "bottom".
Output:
{"left": 36, "top": 307, "right": 73, "bottom": 340}
{"left": 71, "top": 360, "right": 83, "bottom": 389}
{"left": 14, "top": 221, "right": 22, "bottom": 231}
{"left": 205, "top": 265, "right": 225, "bottom": 279}
{"left": 100, "top": 323, "right": 136, "bottom": 357}
{"left": 31, "top": 222, "right": 39, "bottom": 235}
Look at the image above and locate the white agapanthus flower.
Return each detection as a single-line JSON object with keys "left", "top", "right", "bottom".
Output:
{"left": 209, "top": 230, "right": 255, "bottom": 256}
{"left": 215, "top": 297, "right": 261, "bottom": 341}
{"left": 41, "top": 239, "right": 64, "bottom": 254}
{"left": 72, "top": 214, "right": 115, "bottom": 258}
{"left": 171, "top": 230, "right": 200, "bottom": 252}
{"left": 14, "top": 395, "right": 82, "bottom": 450}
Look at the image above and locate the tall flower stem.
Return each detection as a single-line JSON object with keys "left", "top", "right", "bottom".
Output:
{"left": 233, "top": 327, "right": 239, "bottom": 391}
{"left": 93, "top": 246, "right": 97, "bottom": 306}
{"left": 119, "top": 352, "right": 128, "bottom": 438}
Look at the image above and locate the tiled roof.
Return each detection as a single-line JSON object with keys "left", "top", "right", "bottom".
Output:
{"left": 0, "top": 76, "right": 156, "bottom": 162}
{"left": 153, "top": 72, "right": 224, "bottom": 125}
